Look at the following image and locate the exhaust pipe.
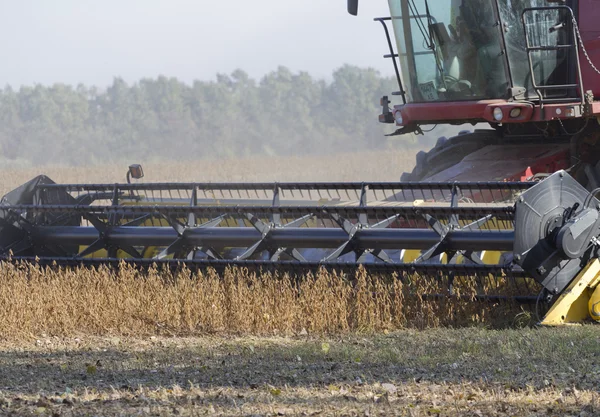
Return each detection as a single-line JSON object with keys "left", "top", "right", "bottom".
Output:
{"left": 347, "top": 0, "right": 358, "bottom": 16}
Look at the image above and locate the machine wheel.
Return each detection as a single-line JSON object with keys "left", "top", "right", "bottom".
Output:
{"left": 400, "top": 130, "right": 499, "bottom": 181}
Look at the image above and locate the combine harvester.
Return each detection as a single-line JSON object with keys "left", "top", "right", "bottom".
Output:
{"left": 1, "top": 0, "right": 600, "bottom": 325}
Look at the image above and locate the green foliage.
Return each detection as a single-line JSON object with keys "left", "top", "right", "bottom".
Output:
{"left": 0, "top": 66, "right": 402, "bottom": 166}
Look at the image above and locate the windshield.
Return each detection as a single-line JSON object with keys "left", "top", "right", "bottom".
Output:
{"left": 387, "top": 0, "right": 510, "bottom": 103}
{"left": 498, "top": 0, "right": 576, "bottom": 100}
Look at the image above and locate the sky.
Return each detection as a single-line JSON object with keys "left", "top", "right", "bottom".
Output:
{"left": 0, "top": 0, "right": 395, "bottom": 88}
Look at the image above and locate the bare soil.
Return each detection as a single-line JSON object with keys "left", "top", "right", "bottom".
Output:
{"left": 0, "top": 328, "right": 597, "bottom": 416}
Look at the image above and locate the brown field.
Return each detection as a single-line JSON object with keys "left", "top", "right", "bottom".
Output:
{"left": 0, "top": 149, "right": 595, "bottom": 416}
{"left": 0, "top": 148, "right": 420, "bottom": 196}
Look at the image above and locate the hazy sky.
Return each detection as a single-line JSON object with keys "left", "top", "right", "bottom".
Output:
{"left": 1, "top": 1, "right": 394, "bottom": 87}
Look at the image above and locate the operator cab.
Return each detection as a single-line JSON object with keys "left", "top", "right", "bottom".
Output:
{"left": 351, "top": 0, "right": 580, "bottom": 108}
{"left": 386, "top": 0, "right": 577, "bottom": 103}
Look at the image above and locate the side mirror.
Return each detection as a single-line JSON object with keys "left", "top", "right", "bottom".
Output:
{"left": 347, "top": 0, "right": 358, "bottom": 16}
{"left": 127, "top": 164, "right": 144, "bottom": 183}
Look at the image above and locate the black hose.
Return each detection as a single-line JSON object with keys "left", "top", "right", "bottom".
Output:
{"left": 583, "top": 187, "right": 600, "bottom": 209}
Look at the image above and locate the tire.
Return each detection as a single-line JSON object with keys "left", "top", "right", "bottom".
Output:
{"left": 401, "top": 130, "right": 499, "bottom": 181}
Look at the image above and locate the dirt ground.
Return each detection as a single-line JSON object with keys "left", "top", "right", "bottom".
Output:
{"left": 0, "top": 327, "right": 597, "bottom": 416}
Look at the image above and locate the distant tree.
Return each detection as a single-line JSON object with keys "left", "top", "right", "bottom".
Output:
{"left": 0, "top": 67, "right": 402, "bottom": 165}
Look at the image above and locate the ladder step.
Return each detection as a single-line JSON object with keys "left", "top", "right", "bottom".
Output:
{"left": 537, "top": 97, "right": 582, "bottom": 103}
{"left": 528, "top": 45, "right": 573, "bottom": 51}
{"left": 535, "top": 84, "right": 579, "bottom": 90}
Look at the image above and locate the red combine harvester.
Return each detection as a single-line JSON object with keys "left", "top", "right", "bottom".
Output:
{"left": 350, "top": 0, "right": 600, "bottom": 186}
{"left": 0, "top": 0, "right": 600, "bottom": 324}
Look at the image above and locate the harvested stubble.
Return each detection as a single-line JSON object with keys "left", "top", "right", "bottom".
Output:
{"left": 0, "top": 261, "right": 527, "bottom": 340}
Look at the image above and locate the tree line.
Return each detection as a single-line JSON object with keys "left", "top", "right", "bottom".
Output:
{"left": 0, "top": 65, "right": 434, "bottom": 167}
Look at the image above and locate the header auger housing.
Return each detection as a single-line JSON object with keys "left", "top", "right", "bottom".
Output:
{"left": 2, "top": 167, "right": 600, "bottom": 324}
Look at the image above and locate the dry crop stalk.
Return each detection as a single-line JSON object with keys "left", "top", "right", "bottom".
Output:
{"left": 0, "top": 262, "right": 531, "bottom": 340}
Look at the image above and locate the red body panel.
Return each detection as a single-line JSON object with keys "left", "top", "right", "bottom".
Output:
{"left": 424, "top": 144, "right": 570, "bottom": 182}
{"left": 399, "top": 100, "right": 502, "bottom": 123}
{"left": 395, "top": 100, "right": 588, "bottom": 125}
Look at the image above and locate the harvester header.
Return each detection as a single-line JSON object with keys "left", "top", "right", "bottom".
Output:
{"left": 1, "top": 167, "right": 600, "bottom": 324}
